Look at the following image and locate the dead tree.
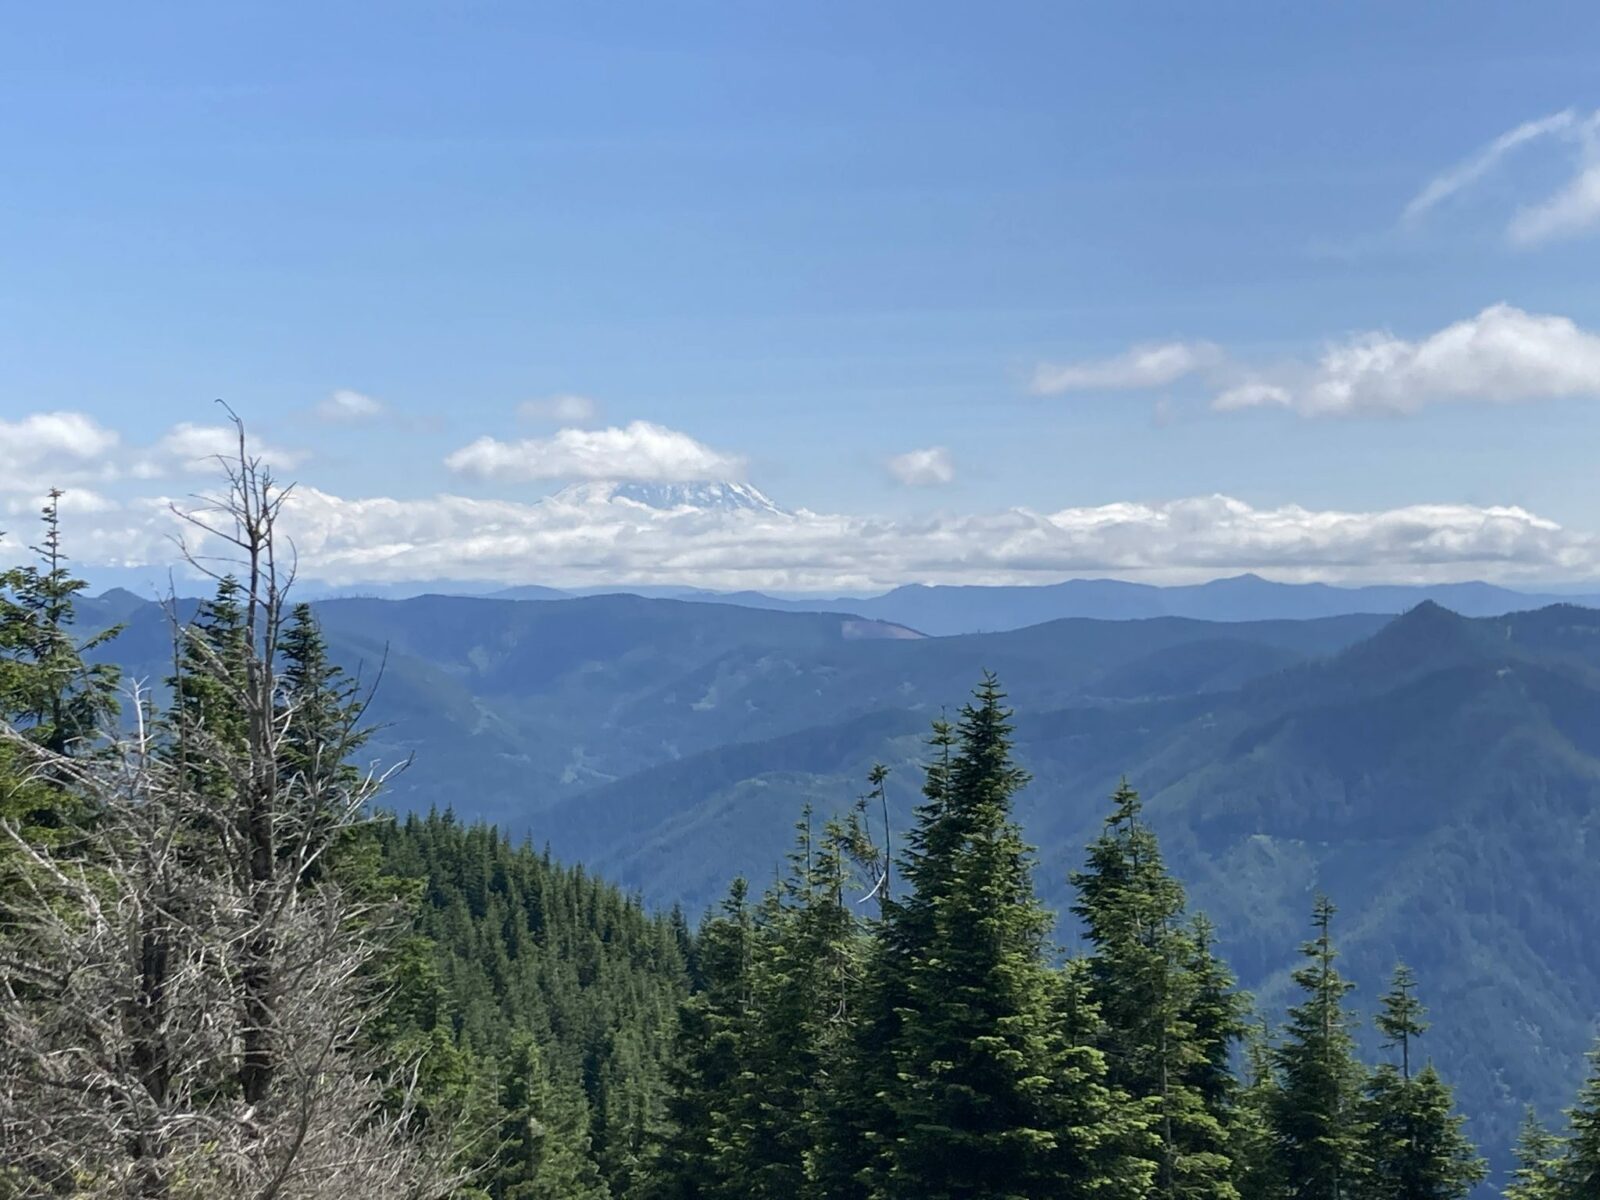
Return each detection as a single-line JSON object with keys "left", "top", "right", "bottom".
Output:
{"left": 0, "top": 419, "right": 459, "bottom": 1199}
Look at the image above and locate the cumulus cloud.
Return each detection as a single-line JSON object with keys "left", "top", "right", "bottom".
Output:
{"left": 444, "top": 421, "right": 744, "bottom": 483}
{"left": 1212, "top": 304, "right": 1600, "bottom": 417}
{"left": 1509, "top": 163, "right": 1600, "bottom": 245}
{"left": 1405, "top": 108, "right": 1600, "bottom": 245}
{"left": 144, "top": 423, "right": 306, "bottom": 474}
{"left": 0, "top": 411, "right": 121, "bottom": 492}
{"left": 316, "top": 389, "right": 385, "bottom": 423}
{"left": 2, "top": 489, "right": 117, "bottom": 519}
{"left": 519, "top": 394, "right": 599, "bottom": 424}
{"left": 1031, "top": 341, "right": 1222, "bottom": 395}
{"left": 45, "top": 481, "right": 1598, "bottom": 592}
{"left": 887, "top": 447, "right": 955, "bottom": 487}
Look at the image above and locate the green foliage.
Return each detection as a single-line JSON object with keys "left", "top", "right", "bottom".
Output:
{"left": 1555, "top": 1044, "right": 1600, "bottom": 1199}
{"left": 645, "top": 879, "right": 753, "bottom": 1200}
{"left": 369, "top": 812, "right": 690, "bottom": 1198}
{"left": 1072, "top": 781, "right": 1244, "bottom": 1199}
{"left": 1357, "top": 968, "right": 1484, "bottom": 1199}
{"left": 1504, "top": 1109, "right": 1565, "bottom": 1200}
{"left": 877, "top": 677, "right": 1152, "bottom": 1199}
{"left": 0, "top": 497, "right": 121, "bottom": 848}
{"left": 1270, "top": 896, "right": 1368, "bottom": 1200}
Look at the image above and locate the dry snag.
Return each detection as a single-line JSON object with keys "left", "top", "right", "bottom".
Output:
{"left": 0, "top": 418, "right": 459, "bottom": 1199}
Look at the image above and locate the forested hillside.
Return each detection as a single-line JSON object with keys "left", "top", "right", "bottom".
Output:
{"left": 7, "top": 480, "right": 1600, "bottom": 1196}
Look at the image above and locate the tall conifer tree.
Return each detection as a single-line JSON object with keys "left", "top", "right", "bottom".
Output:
{"left": 1072, "top": 781, "right": 1242, "bottom": 1199}
{"left": 1357, "top": 965, "right": 1484, "bottom": 1199}
{"left": 647, "top": 879, "right": 754, "bottom": 1200}
{"left": 1271, "top": 896, "right": 1366, "bottom": 1200}
{"left": 880, "top": 676, "right": 1150, "bottom": 1199}
{"left": 1504, "top": 1109, "right": 1565, "bottom": 1200}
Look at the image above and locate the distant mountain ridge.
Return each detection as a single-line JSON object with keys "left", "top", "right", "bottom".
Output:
{"left": 73, "top": 585, "right": 1600, "bottom": 1177}
{"left": 362, "top": 573, "right": 1600, "bottom": 630}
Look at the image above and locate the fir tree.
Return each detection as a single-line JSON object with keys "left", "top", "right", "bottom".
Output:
{"left": 0, "top": 492, "right": 121, "bottom": 756}
{"left": 165, "top": 575, "right": 251, "bottom": 798}
{"left": 0, "top": 496, "right": 121, "bottom": 848}
{"left": 1556, "top": 1043, "right": 1600, "bottom": 1200}
{"left": 1233, "top": 1019, "right": 1285, "bottom": 1200}
{"left": 715, "top": 809, "right": 867, "bottom": 1200}
{"left": 1504, "top": 1108, "right": 1565, "bottom": 1200}
{"left": 277, "top": 601, "right": 368, "bottom": 792}
{"left": 647, "top": 879, "right": 754, "bottom": 1200}
{"left": 1357, "top": 965, "right": 1484, "bottom": 1200}
{"left": 1271, "top": 896, "right": 1366, "bottom": 1200}
{"left": 881, "top": 676, "right": 1151, "bottom": 1199}
{"left": 493, "top": 1034, "right": 609, "bottom": 1200}
{"left": 1072, "top": 780, "right": 1242, "bottom": 1200}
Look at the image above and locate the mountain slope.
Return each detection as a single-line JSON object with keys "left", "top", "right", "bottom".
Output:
{"left": 532, "top": 602, "right": 1600, "bottom": 1174}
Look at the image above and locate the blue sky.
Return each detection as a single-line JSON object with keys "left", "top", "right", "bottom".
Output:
{"left": 6, "top": 3, "right": 1600, "bottom": 590}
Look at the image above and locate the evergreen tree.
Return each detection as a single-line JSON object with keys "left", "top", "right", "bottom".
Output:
{"left": 1072, "top": 780, "right": 1242, "bottom": 1199}
{"left": 1271, "top": 896, "right": 1366, "bottom": 1200}
{"left": 0, "top": 496, "right": 121, "bottom": 847}
{"left": 1504, "top": 1108, "right": 1565, "bottom": 1200}
{"left": 714, "top": 809, "right": 869, "bottom": 1200}
{"left": 1233, "top": 1019, "right": 1285, "bottom": 1200}
{"left": 1555, "top": 1044, "right": 1600, "bottom": 1199}
{"left": 1357, "top": 965, "right": 1484, "bottom": 1200}
{"left": 278, "top": 601, "right": 368, "bottom": 791}
{"left": 165, "top": 574, "right": 250, "bottom": 798}
{"left": 0, "top": 492, "right": 121, "bottom": 756}
{"left": 277, "top": 602, "right": 372, "bottom": 880}
{"left": 647, "top": 879, "right": 754, "bottom": 1200}
{"left": 880, "top": 676, "right": 1151, "bottom": 1199}
{"left": 494, "top": 1034, "right": 609, "bottom": 1200}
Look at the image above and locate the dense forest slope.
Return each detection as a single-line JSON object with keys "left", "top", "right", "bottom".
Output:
{"left": 74, "top": 587, "right": 1600, "bottom": 1175}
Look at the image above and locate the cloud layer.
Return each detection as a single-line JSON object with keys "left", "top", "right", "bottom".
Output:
{"left": 8, "top": 479, "right": 1594, "bottom": 593}
{"left": 444, "top": 421, "right": 745, "bottom": 484}
{"left": 0, "top": 413, "right": 301, "bottom": 499}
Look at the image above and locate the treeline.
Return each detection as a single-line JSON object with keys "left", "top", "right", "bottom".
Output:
{"left": 638, "top": 679, "right": 1554, "bottom": 1200}
{"left": 369, "top": 813, "right": 690, "bottom": 1198}
{"left": 4, "top": 469, "right": 1600, "bottom": 1198}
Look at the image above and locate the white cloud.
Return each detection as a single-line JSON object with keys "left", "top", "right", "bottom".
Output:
{"left": 1031, "top": 341, "right": 1222, "bottom": 395}
{"left": 3, "top": 489, "right": 117, "bottom": 518}
{"left": 444, "top": 421, "right": 744, "bottom": 483}
{"left": 519, "top": 394, "right": 599, "bottom": 424}
{"left": 887, "top": 447, "right": 955, "bottom": 487}
{"left": 0, "top": 411, "right": 122, "bottom": 492}
{"left": 147, "top": 423, "right": 306, "bottom": 474}
{"left": 1404, "top": 109, "right": 1600, "bottom": 245}
{"left": 1212, "top": 304, "right": 1600, "bottom": 417}
{"left": 316, "top": 389, "right": 386, "bottom": 423}
{"left": 1509, "top": 162, "right": 1600, "bottom": 245}
{"left": 1403, "top": 110, "right": 1579, "bottom": 222}
{"left": 1212, "top": 383, "right": 1292, "bottom": 412}
{"left": 45, "top": 481, "right": 1598, "bottom": 592}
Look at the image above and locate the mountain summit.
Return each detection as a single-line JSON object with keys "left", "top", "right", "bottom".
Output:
{"left": 547, "top": 480, "right": 788, "bottom": 516}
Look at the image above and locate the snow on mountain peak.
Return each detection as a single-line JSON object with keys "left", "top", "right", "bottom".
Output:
{"left": 548, "top": 480, "right": 789, "bottom": 516}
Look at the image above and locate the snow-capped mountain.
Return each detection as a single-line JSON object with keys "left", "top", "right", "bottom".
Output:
{"left": 547, "top": 480, "right": 789, "bottom": 516}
